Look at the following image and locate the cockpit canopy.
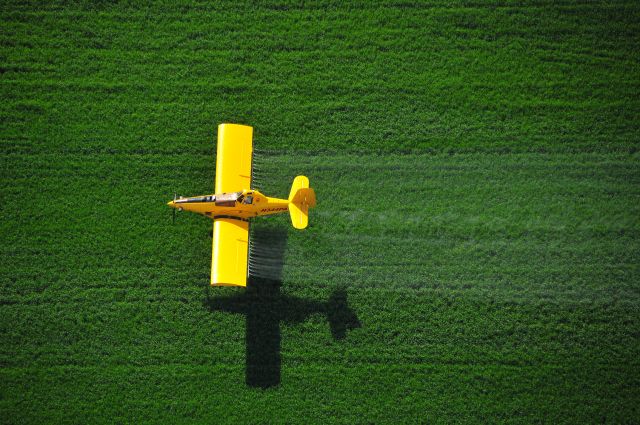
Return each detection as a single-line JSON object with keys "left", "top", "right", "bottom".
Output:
{"left": 215, "top": 191, "right": 254, "bottom": 206}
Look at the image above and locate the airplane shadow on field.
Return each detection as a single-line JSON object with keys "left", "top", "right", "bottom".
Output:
{"left": 204, "top": 226, "right": 360, "bottom": 389}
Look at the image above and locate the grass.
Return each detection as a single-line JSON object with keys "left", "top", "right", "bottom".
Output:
{"left": 1, "top": 1, "right": 639, "bottom": 423}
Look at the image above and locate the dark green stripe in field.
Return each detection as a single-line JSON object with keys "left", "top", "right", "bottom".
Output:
{"left": 1, "top": 1, "right": 639, "bottom": 154}
{"left": 1, "top": 0, "right": 640, "bottom": 423}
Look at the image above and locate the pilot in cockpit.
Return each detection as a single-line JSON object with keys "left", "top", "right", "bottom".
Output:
{"left": 237, "top": 192, "right": 254, "bottom": 205}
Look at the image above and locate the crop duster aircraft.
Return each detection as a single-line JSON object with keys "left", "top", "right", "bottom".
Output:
{"left": 168, "top": 124, "right": 316, "bottom": 287}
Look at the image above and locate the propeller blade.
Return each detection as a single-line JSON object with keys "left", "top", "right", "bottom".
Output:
{"left": 172, "top": 193, "right": 177, "bottom": 224}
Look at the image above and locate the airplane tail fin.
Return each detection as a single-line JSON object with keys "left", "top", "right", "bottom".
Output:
{"left": 288, "top": 176, "right": 316, "bottom": 230}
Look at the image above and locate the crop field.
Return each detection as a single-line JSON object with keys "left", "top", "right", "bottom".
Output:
{"left": 1, "top": 1, "right": 640, "bottom": 423}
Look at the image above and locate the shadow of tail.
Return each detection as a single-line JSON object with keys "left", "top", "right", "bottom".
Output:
{"left": 327, "top": 287, "right": 361, "bottom": 340}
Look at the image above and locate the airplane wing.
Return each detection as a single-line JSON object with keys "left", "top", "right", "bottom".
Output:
{"left": 215, "top": 123, "right": 253, "bottom": 193}
{"left": 211, "top": 218, "right": 249, "bottom": 287}
{"left": 211, "top": 123, "right": 253, "bottom": 287}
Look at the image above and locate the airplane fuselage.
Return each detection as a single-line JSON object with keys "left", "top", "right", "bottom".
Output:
{"left": 168, "top": 189, "right": 289, "bottom": 220}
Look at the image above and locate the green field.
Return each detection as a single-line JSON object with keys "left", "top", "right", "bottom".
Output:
{"left": 2, "top": 1, "right": 640, "bottom": 423}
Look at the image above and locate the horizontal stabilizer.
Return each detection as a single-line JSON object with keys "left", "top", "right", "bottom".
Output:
{"left": 288, "top": 176, "right": 316, "bottom": 230}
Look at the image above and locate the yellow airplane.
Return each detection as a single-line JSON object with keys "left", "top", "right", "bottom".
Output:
{"left": 168, "top": 123, "right": 316, "bottom": 287}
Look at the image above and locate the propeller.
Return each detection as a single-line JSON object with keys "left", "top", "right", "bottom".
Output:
{"left": 172, "top": 193, "right": 177, "bottom": 224}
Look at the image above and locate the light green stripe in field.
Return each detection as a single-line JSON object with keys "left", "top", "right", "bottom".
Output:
{"left": 2, "top": 153, "right": 637, "bottom": 384}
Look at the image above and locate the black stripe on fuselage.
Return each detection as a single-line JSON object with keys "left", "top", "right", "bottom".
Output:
{"left": 175, "top": 196, "right": 214, "bottom": 204}
{"left": 213, "top": 215, "right": 249, "bottom": 222}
